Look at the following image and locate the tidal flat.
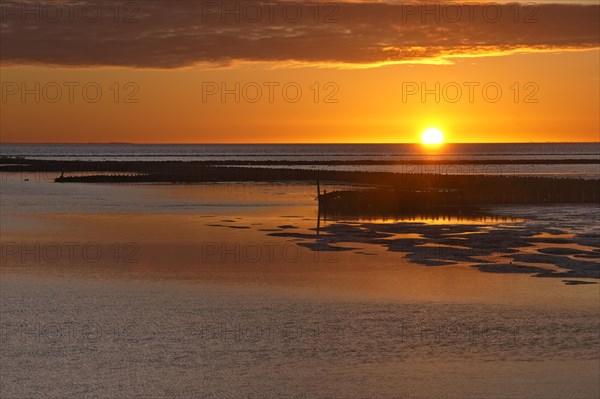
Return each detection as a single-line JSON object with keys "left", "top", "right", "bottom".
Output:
{"left": 1, "top": 175, "right": 599, "bottom": 398}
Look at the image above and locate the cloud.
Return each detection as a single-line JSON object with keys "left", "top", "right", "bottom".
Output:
{"left": 1, "top": 1, "right": 598, "bottom": 68}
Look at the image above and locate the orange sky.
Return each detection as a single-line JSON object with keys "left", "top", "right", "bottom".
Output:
{"left": 1, "top": 1, "right": 598, "bottom": 143}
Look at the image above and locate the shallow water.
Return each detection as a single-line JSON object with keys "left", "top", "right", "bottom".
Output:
{"left": 1, "top": 174, "right": 599, "bottom": 398}
{"left": 2, "top": 143, "right": 599, "bottom": 178}
{"left": 2, "top": 275, "right": 599, "bottom": 399}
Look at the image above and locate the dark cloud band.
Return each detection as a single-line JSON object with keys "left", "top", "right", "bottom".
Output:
{"left": 1, "top": 1, "right": 598, "bottom": 68}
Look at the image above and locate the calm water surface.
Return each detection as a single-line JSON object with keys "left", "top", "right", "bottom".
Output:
{"left": 0, "top": 162, "right": 598, "bottom": 398}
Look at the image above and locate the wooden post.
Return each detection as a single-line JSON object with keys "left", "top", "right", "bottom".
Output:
{"left": 316, "top": 171, "right": 321, "bottom": 235}
{"left": 316, "top": 173, "right": 321, "bottom": 199}
{"left": 316, "top": 205, "right": 321, "bottom": 236}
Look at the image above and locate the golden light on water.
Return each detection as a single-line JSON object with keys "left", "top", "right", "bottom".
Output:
{"left": 421, "top": 128, "right": 445, "bottom": 145}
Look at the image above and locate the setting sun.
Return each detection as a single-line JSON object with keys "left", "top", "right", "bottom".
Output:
{"left": 1, "top": 0, "right": 599, "bottom": 396}
{"left": 421, "top": 128, "right": 445, "bottom": 145}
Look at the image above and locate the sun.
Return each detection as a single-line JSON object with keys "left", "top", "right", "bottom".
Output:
{"left": 421, "top": 128, "right": 445, "bottom": 145}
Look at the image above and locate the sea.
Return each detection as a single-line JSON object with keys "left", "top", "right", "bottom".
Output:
{"left": 1, "top": 142, "right": 599, "bottom": 398}
{"left": 1, "top": 142, "right": 599, "bottom": 178}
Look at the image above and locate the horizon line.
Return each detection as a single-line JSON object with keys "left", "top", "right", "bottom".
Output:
{"left": 1, "top": 141, "right": 599, "bottom": 146}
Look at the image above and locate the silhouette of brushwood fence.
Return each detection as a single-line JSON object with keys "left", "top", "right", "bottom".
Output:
{"left": 1, "top": 158, "right": 598, "bottom": 208}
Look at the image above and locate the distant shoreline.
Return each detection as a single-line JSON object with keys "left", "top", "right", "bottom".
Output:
{"left": 1, "top": 142, "right": 599, "bottom": 145}
{"left": 1, "top": 157, "right": 598, "bottom": 166}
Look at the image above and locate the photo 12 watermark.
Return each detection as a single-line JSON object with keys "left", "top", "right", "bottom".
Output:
{"left": 396, "top": 2, "right": 539, "bottom": 24}
{"left": 0, "top": 1, "right": 140, "bottom": 24}
{"left": 401, "top": 82, "right": 540, "bottom": 104}
{"left": 201, "top": 81, "right": 340, "bottom": 104}
{"left": 1, "top": 81, "right": 140, "bottom": 104}
{"left": 197, "top": 1, "right": 340, "bottom": 24}
{"left": 1, "top": 321, "right": 138, "bottom": 344}
{"left": 0, "top": 241, "right": 140, "bottom": 264}
{"left": 198, "top": 241, "right": 339, "bottom": 265}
